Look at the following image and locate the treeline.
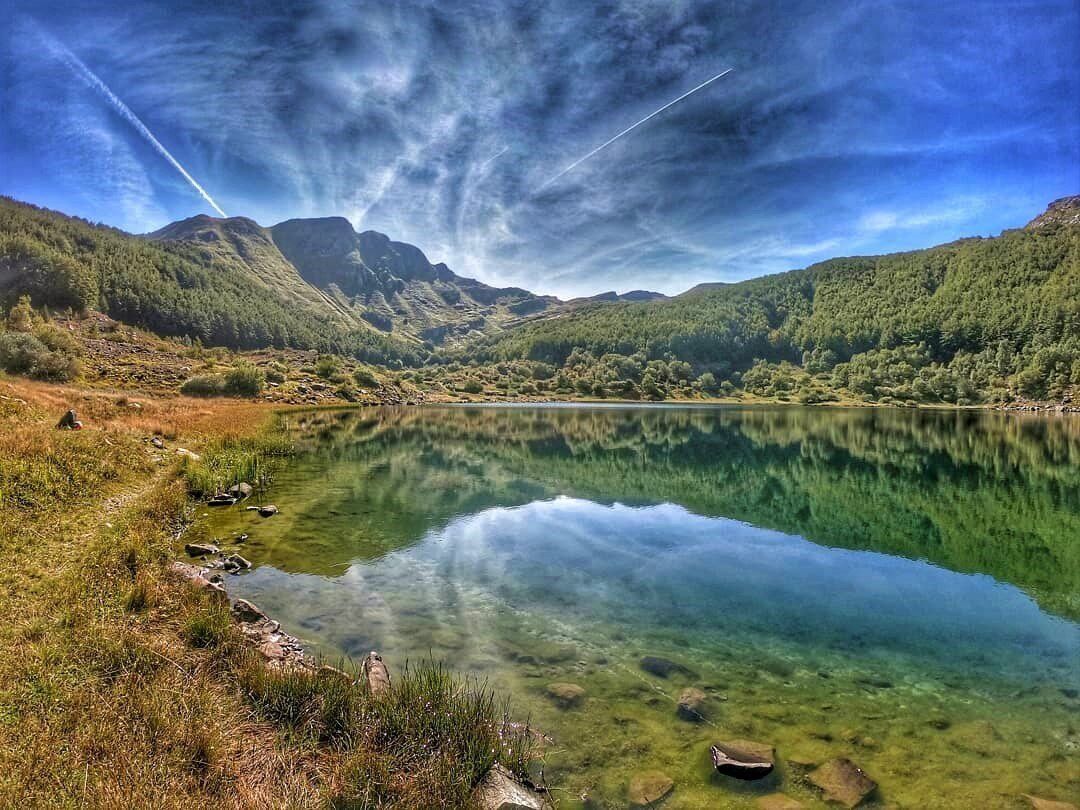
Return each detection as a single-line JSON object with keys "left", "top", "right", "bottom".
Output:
{"left": 0, "top": 198, "right": 422, "bottom": 366}
{"left": 450, "top": 221, "right": 1080, "bottom": 404}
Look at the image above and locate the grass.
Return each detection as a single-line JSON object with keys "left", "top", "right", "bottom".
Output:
{"left": 0, "top": 374, "right": 542, "bottom": 809}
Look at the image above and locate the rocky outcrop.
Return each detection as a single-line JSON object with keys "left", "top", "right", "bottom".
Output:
{"left": 710, "top": 739, "right": 775, "bottom": 780}
{"left": 808, "top": 758, "right": 877, "bottom": 807}
{"left": 628, "top": 771, "right": 674, "bottom": 806}
{"left": 1026, "top": 196, "right": 1080, "bottom": 229}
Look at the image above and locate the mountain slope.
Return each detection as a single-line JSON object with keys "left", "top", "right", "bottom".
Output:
{"left": 454, "top": 197, "right": 1080, "bottom": 402}
{"left": 0, "top": 197, "right": 421, "bottom": 364}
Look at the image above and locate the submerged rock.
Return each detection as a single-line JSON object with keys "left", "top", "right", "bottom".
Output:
{"left": 639, "top": 656, "right": 695, "bottom": 679}
{"left": 546, "top": 682, "right": 586, "bottom": 709}
{"left": 710, "top": 739, "right": 775, "bottom": 780}
{"left": 628, "top": 771, "right": 674, "bottom": 806}
{"left": 249, "top": 504, "right": 278, "bottom": 517}
{"left": 207, "top": 494, "right": 237, "bottom": 507}
{"left": 676, "top": 687, "right": 708, "bottom": 721}
{"left": 1023, "top": 796, "right": 1078, "bottom": 810}
{"left": 808, "top": 758, "right": 877, "bottom": 807}
{"left": 472, "top": 764, "right": 547, "bottom": 810}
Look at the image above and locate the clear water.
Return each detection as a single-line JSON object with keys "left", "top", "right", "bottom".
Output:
{"left": 195, "top": 405, "right": 1080, "bottom": 808}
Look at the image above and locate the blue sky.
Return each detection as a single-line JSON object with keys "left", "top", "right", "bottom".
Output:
{"left": 1, "top": 0, "right": 1077, "bottom": 297}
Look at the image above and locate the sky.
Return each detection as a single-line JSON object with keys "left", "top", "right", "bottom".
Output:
{"left": 1, "top": 0, "right": 1077, "bottom": 298}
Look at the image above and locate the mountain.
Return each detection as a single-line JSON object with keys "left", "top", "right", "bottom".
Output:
{"left": 567, "top": 290, "right": 667, "bottom": 306}
{"left": 455, "top": 196, "right": 1080, "bottom": 403}
{"left": 151, "top": 213, "right": 560, "bottom": 344}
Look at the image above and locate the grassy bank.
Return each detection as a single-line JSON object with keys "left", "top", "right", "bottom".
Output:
{"left": 0, "top": 377, "right": 537, "bottom": 809}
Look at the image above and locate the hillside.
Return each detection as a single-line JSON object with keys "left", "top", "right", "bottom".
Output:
{"left": 0, "top": 197, "right": 422, "bottom": 364}
{"left": 449, "top": 197, "right": 1080, "bottom": 405}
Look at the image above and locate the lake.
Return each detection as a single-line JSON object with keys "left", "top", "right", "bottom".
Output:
{"left": 196, "top": 405, "right": 1079, "bottom": 808}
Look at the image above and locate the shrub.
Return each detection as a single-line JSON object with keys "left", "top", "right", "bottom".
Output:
{"left": 180, "top": 374, "right": 225, "bottom": 397}
{"left": 460, "top": 378, "right": 484, "bottom": 394}
{"left": 315, "top": 355, "right": 340, "bottom": 379}
{"left": 0, "top": 331, "right": 80, "bottom": 381}
{"left": 222, "top": 361, "right": 265, "bottom": 397}
{"left": 353, "top": 366, "right": 379, "bottom": 388}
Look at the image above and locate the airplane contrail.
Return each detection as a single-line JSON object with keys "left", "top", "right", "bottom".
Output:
{"left": 28, "top": 19, "right": 227, "bottom": 217}
{"left": 539, "top": 67, "right": 734, "bottom": 191}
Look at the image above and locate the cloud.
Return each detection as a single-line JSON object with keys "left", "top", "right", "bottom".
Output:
{"left": 1, "top": 0, "right": 1076, "bottom": 295}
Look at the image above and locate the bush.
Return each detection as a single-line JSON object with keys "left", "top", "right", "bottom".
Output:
{"left": 180, "top": 374, "right": 225, "bottom": 397}
{"left": 315, "top": 355, "right": 340, "bottom": 379}
{"left": 223, "top": 362, "right": 265, "bottom": 397}
{"left": 353, "top": 366, "right": 379, "bottom": 388}
{"left": 0, "top": 331, "right": 80, "bottom": 381}
{"left": 460, "top": 378, "right": 484, "bottom": 394}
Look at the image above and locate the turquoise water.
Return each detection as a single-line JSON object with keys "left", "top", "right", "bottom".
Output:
{"left": 195, "top": 405, "right": 1080, "bottom": 808}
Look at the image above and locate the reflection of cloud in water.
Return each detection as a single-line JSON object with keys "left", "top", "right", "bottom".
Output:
{"left": 301, "top": 498, "right": 1077, "bottom": 675}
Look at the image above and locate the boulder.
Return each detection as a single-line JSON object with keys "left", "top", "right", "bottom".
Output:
{"left": 472, "top": 764, "right": 547, "bottom": 810}
{"left": 184, "top": 542, "right": 219, "bottom": 557}
{"left": 628, "top": 771, "right": 674, "bottom": 807}
{"left": 808, "top": 758, "right": 877, "bottom": 807}
{"left": 756, "top": 796, "right": 805, "bottom": 810}
{"left": 639, "top": 656, "right": 695, "bottom": 679}
{"left": 228, "top": 482, "right": 253, "bottom": 499}
{"left": 545, "top": 682, "right": 586, "bottom": 709}
{"left": 362, "top": 651, "right": 391, "bottom": 695}
{"left": 1023, "top": 797, "right": 1078, "bottom": 810}
{"left": 56, "top": 409, "right": 78, "bottom": 429}
{"left": 710, "top": 739, "right": 775, "bottom": 780}
{"left": 232, "top": 598, "right": 266, "bottom": 623}
{"left": 676, "top": 687, "right": 708, "bottom": 721}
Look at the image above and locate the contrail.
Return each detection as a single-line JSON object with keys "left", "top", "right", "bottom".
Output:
{"left": 27, "top": 19, "right": 227, "bottom": 217}
{"left": 539, "top": 68, "right": 734, "bottom": 191}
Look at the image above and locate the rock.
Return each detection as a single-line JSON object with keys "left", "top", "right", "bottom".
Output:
{"left": 224, "top": 553, "right": 252, "bottom": 570}
{"left": 228, "top": 482, "right": 253, "bottom": 499}
{"left": 1023, "top": 796, "right": 1078, "bottom": 810}
{"left": 757, "top": 796, "right": 805, "bottom": 810}
{"left": 184, "top": 542, "right": 219, "bottom": 557}
{"left": 628, "top": 771, "right": 674, "bottom": 807}
{"left": 235, "top": 533, "right": 249, "bottom": 543}
{"left": 193, "top": 576, "right": 228, "bottom": 604}
{"left": 150, "top": 436, "right": 164, "bottom": 449}
{"left": 676, "top": 687, "right": 708, "bottom": 721}
{"left": 362, "top": 651, "right": 391, "bottom": 695}
{"left": 175, "top": 448, "right": 201, "bottom": 462}
{"left": 472, "top": 764, "right": 547, "bottom": 810}
{"left": 545, "top": 682, "right": 586, "bottom": 708}
{"left": 56, "top": 409, "right": 78, "bottom": 429}
{"left": 710, "top": 739, "right": 775, "bottom": 781}
{"left": 247, "top": 504, "right": 278, "bottom": 517}
{"left": 808, "top": 758, "right": 877, "bottom": 807}
{"left": 639, "top": 656, "right": 695, "bottom": 679}
{"left": 258, "top": 640, "right": 285, "bottom": 661}
{"left": 207, "top": 494, "right": 237, "bottom": 506}
{"left": 232, "top": 598, "right": 266, "bottom": 623}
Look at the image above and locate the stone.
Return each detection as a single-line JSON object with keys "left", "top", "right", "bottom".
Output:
{"left": 1023, "top": 797, "right": 1078, "bottom": 810}
{"left": 232, "top": 598, "right": 266, "bottom": 623}
{"left": 228, "top": 482, "right": 253, "bottom": 499}
{"left": 175, "top": 448, "right": 201, "bottom": 461}
{"left": 207, "top": 494, "right": 237, "bottom": 506}
{"left": 191, "top": 575, "right": 228, "bottom": 605}
{"left": 362, "top": 651, "right": 391, "bottom": 695}
{"left": 628, "top": 771, "right": 674, "bottom": 806}
{"left": 248, "top": 504, "right": 278, "bottom": 517}
{"left": 710, "top": 739, "right": 775, "bottom": 780}
{"left": 150, "top": 436, "right": 164, "bottom": 449}
{"left": 224, "top": 553, "right": 252, "bottom": 570}
{"left": 545, "top": 682, "right": 586, "bottom": 708}
{"left": 639, "top": 656, "right": 695, "bottom": 679}
{"left": 258, "top": 640, "right": 285, "bottom": 661}
{"left": 808, "top": 758, "right": 877, "bottom": 807}
{"left": 676, "top": 687, "right": 708, "bottom": 721}
{"left": 757, "top": 796, "right": 805, "bottom": 810}
{"left": 472, "top": 764, "right": 546, "bottom": 810}
{"left": 184, "top": 542, "right": 219, "bottom": 557}
{"left": 56, "top": 409, "right": 78, "bottom": 429}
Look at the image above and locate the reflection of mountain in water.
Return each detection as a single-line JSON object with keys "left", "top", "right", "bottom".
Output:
{"left": 256, "top": 405, "right": 1079, "bottom": 619}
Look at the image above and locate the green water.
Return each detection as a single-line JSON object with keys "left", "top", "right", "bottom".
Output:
{"left": 195, "top": 405, "right": 1080, "bottom": 808}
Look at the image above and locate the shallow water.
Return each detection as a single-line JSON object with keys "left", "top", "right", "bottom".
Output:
{"left": 195, "top": 405, "right": 1080, "bottom": 808}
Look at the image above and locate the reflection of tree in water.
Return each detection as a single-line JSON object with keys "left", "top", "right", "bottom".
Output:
{"left": 280, "top": 406, "right": 1080, "bottom": 619}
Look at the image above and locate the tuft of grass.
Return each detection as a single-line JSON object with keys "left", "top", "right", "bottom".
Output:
{"left": 182, "top": 605, "right": 235, "bottom": 649}
{"left": 181, "top": 429, "right": 292, "bottom": 498}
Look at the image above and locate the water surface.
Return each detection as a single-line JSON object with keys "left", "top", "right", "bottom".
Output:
{"left": 197, "top": 405, "right": 1079, "bottom": 808}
